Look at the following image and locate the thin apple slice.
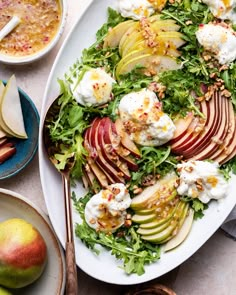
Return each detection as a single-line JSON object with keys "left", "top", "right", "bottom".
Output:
{"left": 114, "top": 119, "right": 141, "bottom": 158}
{"left": 89, "top": 118, "right": 125, "bottom": 183}
{"left": 192, "top": 94, "right": 229, "bottom": 161}
{"left": 171, "top": 114, "right": 206, "bottom": 153}
{"left": 182, "top": 92, "right": 219, "bottom": 157}
{"left": 211, "top": 98, "right": 235, "bottom": 161}
{"left": 170, "top": 112, "right": 194, "bottom": 144}
{"left": 97, "top": 118, "right": 131, "bottom": 180}
{"left": 0, "top": 142, "right": 16, "bottom": 164}
{"left": 214, "top": 117, "right": 236, "bottom": 164}
{"left": 103, "top": 20, "right": 135, "bottom": 48}
{"left": 116, "top": 53, "right": 181, "bottom": 78}
{"left": 103, "top": 119, "right": 139, "bottom": 171}
{"left": 164, "top": 208, "right": 194, "bottom": 252}
{"left": 0, "top": 76, "right": 27, "bottom": 139}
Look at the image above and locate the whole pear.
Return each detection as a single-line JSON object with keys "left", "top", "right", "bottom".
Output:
{"left": 0, "top": 218, "right": 47, "bottom": 288}
{"left": 0, "top": 286, "right": 12, "bottom": 295}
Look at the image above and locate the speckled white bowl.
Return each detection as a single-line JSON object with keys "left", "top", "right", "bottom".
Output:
{"left": 0, "top": 0, "right": 67, "bottom": 65}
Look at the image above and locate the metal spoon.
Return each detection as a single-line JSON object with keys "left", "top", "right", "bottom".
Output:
{"left": 43, "top": 96, "right": 79, "bottom": 295}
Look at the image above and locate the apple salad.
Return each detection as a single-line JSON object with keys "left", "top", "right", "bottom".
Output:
{"left": 45, "top": 0, "right": 236, "bottom": 275}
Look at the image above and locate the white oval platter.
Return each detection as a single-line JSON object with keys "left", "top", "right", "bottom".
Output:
{"left": 38, "top": 0, "right": 236, "bottom": 285}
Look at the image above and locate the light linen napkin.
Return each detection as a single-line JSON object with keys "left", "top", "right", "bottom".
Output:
{"left": 221, "top": 206, "right": 236, "bottom": 240}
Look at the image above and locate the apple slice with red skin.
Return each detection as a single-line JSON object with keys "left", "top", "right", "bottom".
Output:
{"left": 171, "top": 115, "right": 206, "bottom": 153}
{"left": 191, "top": 94, "right": 229, "bottom": 161}
{"left": 170, "top": 112, "right": 194, "bottom": 144}
{"left": 0, "top": 137, "right": 8, "bottom": 147}
{"left": 97, "top": 118, "right": 131, "bottom": 180}
{"left": 84, "top": 127, "right": 110, "bottom": 187}
{"left": 88, "top": 118, "right": 125, "bottom": 183}
{"left": 211, "top": 99, "right": 235, "bottom": 161}
{"left": 102, "top": 118, "right": 139, "bottom": 171}
{"left": 182, "top": 92, "right": 220, "bottom": 157}
{"left": 0, "top": 142, "right": 16, "bottom": 163}
{"left": 115, "top": 118, "right": 141, "bottom": 158}
{"left": 174, "top": 93, "right": 218, "bottom": 156}
{"left": 214, "top": 117, "right": 236, "bottom": 164}
{"left": 85, "top": 121, "right": 118, "bottom": 185}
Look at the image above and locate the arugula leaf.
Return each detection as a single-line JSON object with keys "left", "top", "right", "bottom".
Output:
{"left": 74, "top": 194, "right": 161, "bottom": 275}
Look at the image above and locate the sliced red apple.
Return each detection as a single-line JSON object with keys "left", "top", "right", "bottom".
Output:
{"left": 0, "top": 142, "right": 16, "bottom": 163}
{"left": 191, "top": 95, "right": 229, "bottom": 161}
{"left": 115, "top": 118, "right": 141, "bottom": 158}
{"left": 182, "top": 92, "right": 220, "bottom": 157}
{"left": 211, "top": 98, "right": 235, "bottom": 161}
{"left": 97, "top": 118, "right": 131, "bottom": 180}
{"left": 88, "top": 118, "right": 125, "bottom": 183}
{"left": 214, "top": 117, "right": 236, "bottom": 164}
{"left": 102, "top": 118, "right": 139, "bottom": 171}
{"left": 170, "top": 112, "right": 194, "bottom": 144}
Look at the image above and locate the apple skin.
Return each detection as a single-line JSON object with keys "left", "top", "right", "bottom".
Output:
{"left": 0, "top": 218, "right": 47, "bottom": 289}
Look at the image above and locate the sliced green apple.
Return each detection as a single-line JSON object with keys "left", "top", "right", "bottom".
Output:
{"left": 164, "top": 208, "right": 194, "bottom": 252}
{"left": 103, "top": 20, "right": 135, "bottom": 48}
{"left": 0, "top": 76, "right": 27, "bottom": 139}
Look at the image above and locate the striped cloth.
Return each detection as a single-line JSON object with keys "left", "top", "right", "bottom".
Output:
{"left": 221, "top": 206, "right": 236, "bottom": 240}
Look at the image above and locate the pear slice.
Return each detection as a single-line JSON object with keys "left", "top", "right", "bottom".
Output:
{"left": 103, "top": 20, "right": 135, "bottom": 48}
{"left": 140, "top": 200, "right": 180, "bottom": 229}
{"left": 164, "top": 208, "right": 194, "bottom": 252}
{"left": 125, "top": 39, "right": 181, "bottom": 58}
{"left": 119, "top": 23, "right": 140, "bottom": 55}
{"left": 0, "top": 81, "right": 14, "bottom": 137}
{"left": 137, "top": 190, "right": 177, "bottom": 215}
{"left": 132, "top": 213, "right": 156, "bottom": 224}
{"left": 131, "top": 173, "right": 177, "bottom": 210}
{"left": 140, "top": 202, "right": 187, "bottom": 243}
{"left": 116, "top": 54, "right": 181, "bottom": 78}
{"left": 137, "top": 218, "right": 172, "bottom": 236}
{"left": 1, "top": 75, "right": 27, "bottom": 139}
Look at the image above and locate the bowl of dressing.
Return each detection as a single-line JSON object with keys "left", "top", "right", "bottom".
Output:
{"left": 0, "top": 0, "right": 67, "bottom": 65}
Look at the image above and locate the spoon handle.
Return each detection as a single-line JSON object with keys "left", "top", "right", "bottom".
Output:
{"left": 62, "top": 173, "right": 79, "bottom": 295}
{"left": 66, "top": 241, "right": 78, "bottom": 295}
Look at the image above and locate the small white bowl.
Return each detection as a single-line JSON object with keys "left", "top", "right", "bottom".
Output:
{"left": 0, "top": 0, "right": 67, "bottom": 65}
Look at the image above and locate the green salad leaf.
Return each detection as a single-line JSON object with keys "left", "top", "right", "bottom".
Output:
{"left": 73, "top": 193, "right": 161, "bottom": 275}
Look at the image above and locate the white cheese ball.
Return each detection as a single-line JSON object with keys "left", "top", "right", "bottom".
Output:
{"left": 118, "top": 88, "right": 175, "bottom": 146}
{"left": 84, "top": 183, "right": 131, "bottom": 232}
{"left": 196, "top": 23, "right": 236, "bottom": 64}
{"left": 176, "top": 160, "right": 228, "bottom": 203}
{"left": 71, "top": 68, "right": 116, "bottom": 106}
{"left": 202, "top": 0, "right": 236, "bottom": 24}
{"left": 117, "top": 0, "right": 155, "bottom": 20}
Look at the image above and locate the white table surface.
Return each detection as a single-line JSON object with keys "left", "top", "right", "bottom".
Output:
{"left": 0, "top": 1, "right": 236, "bottom": 294}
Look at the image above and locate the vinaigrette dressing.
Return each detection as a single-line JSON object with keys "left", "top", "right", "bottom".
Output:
{"left": 0, "top": 0, "right": 61, "bottom": 56}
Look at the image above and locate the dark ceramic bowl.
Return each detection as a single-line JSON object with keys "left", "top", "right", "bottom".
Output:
{"left": 0, "top": 83, "right": 39, "bottom": 179}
